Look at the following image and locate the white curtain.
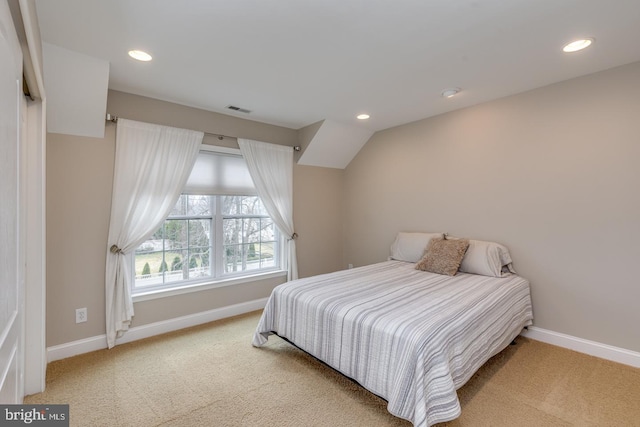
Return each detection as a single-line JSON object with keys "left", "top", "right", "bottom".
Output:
{"left": 238, "top": 139, "right": 298, "bottom": 281}
{"left": 105, "top": 119, "right": 203, "bottom": 348}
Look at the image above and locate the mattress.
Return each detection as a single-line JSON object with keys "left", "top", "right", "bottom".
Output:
{"left": 253, "top": 260, "right": 533, "bottom": 426}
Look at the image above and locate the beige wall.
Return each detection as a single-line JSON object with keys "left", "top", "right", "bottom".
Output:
{"left": 293, "top": 164, "right": 345, "bottom": 276}
{"left": 46, "top": 91, "right": 344, "bottom": 346}
{"left": 344, "top": 61, "right": 640, "bottom": 353}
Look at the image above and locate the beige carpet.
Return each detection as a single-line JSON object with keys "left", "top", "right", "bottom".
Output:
{"left": 26, "top": 311, "right": 640, "bottom": 426}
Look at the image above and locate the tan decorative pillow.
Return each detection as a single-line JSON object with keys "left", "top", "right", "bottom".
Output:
{"left": 415, "top": 237, "right": 470, "bottom": 276}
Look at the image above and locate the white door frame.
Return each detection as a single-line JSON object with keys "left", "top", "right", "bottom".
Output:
{"left": 0, "top": 0, "right": 25, "bottom": 403}
{"left": 6, "top": 0, "right": 47, "bottom": 397}
{"left": 23, "top": 97, "right": 46, "bottom": 396}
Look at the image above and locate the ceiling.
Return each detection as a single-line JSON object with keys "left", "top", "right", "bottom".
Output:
{"left": 34, "top": 0, "right": 640, "bottom": 133}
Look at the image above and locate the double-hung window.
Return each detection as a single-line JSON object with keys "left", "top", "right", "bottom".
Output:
{"left": 133, "top": 146, "right": 283, "bottom": 294}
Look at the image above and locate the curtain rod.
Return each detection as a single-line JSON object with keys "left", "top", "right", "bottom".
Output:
{"left": 106, "top": 114, "right": 301, "bottom": 151}
{"left": 106, "top": 113, "right": 232, "bottom": 141}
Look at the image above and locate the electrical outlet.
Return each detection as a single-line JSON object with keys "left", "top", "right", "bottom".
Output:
{"left": 76, "top": 307, "right": 87, "bottom": 323}
{"left": 348, "top": 263, "right": 354, "bottom": 269}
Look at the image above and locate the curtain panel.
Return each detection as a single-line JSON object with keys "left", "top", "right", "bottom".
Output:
{"left": 105, "top": 119, "right": 203, "bottom": 348}
{"left": 238, "top": 139, "right": 298, "bottom": 281}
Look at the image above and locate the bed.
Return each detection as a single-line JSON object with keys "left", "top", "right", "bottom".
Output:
{"left": 253, "top": 233, "right": 533, "bottom": 427}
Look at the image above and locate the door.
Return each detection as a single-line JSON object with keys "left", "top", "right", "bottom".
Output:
{"left": 0, "top": 0, "right": 24, "bottom": 403}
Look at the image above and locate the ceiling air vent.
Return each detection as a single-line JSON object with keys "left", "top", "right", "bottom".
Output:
{"left": 226, "top": 105, "right": 252, "bottom": 114}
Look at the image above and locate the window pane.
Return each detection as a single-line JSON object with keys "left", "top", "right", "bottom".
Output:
{"left": 170, "top": 195, "right": 188, "bottom": 216}
{"left": 223, "top": 242, "right": 273, "bottom": 273}
{"left": 165, "top": 220, "right": 187, "bottom": 249}
{"left": 189, "top": 219, "right": 210, "bottom": 247}
{"left": 221, "top": 195, "right": 266, "bottom": 216}
{"left": 245, "top": 218, "right": 261, "bottom": 243}
{"left": 260, "top": 220, "right": 275, "bottom": 241}
{"left": 150, "top": 227, "right": 164, "bottom": 240}
{"left": 222, "top": 196, "right": 241, "bottom": 216}
{"left": 165, "top": 250, "right": 187, "bottom": 282}
{"left": 247, "top": 242, "right": 259, "bottom": 262}
{"left": 261, "top": 242, "right": 276, "bottom": 268}
{"left": 224, "top": 244, "right": 242, "bottom": 273}
{"left": 188, "top": 248, "right": 210, "bottom": 279}
{"left": 223, "top": 218, "right": 243, "bottom": 245}
{"left": 187, "top": 195, "right": 211, "bottom": 216}
{"left": 135, "top": 251, "right": 164, "bottom": 287}
{"left": 197, "top": 247, "right": 211, "bottom": 270}
{"left": 244, "top": 243, "right": 261, "bottom": 271}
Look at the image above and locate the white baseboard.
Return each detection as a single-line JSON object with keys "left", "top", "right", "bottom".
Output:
{"left": 520, "top": 326, "right": 640, "bottom": 368}
{"left": 47, "top": 297, "right": 269, "bottom": 362}
{"left": 47, "top": 307, "right": 640, "bottom": 369}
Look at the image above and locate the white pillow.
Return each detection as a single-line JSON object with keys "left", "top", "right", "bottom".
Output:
{"left": 458, "top": 239, "right": 516, "bottom": 277}
{"left": 389, "top": 232, "right": 443, "bottom": 263}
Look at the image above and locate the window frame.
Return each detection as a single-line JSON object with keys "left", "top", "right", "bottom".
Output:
{"left": 131, "top": 146, "right": 286, "bottom": 300}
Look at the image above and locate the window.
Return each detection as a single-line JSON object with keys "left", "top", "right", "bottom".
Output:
{"left": 220, "top": 195, "right": 278, "bottom": 274}
{"left": 133, "top": 147, "right": 282, "bottom": 294}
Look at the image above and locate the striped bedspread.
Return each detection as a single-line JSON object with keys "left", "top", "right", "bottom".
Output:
{"left": 253, "top": 260, "right": 533, "bottom": 426}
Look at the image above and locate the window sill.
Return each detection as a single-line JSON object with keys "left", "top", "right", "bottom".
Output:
{"left": 132, "top": 270, "right": 287, "bottom": 303}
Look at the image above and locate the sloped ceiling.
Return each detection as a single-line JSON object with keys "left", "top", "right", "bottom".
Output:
{"left": 42, "top": 42, "right": 109, "bottom": 138}
{"left": 298, "top": 120, "right": 374, "bottom": 169}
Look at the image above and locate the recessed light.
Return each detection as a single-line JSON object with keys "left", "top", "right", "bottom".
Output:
{"left": 128, "top": 50, "right": 152, "bottom": 61}
{"left": 562, "top": 38, "right": 594, "bottom": 53}
{"left": 441, "top": 88, "right": 461, "bottom": 98}
{"left": 357, "top": 114, "right": 370, "bottom": 120}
